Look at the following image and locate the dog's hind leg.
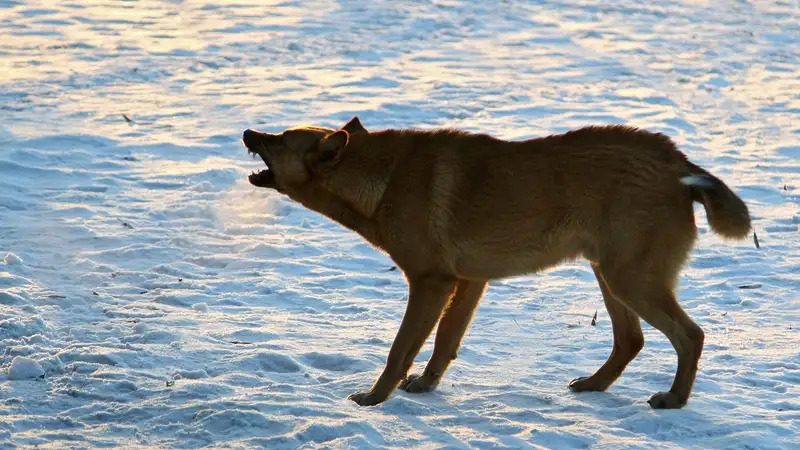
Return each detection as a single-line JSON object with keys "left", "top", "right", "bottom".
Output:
{"left": 594, "top": 263, "right": 704, "bottom": 409}
{"left": 400, "top": 279, "right": 487, "bottom": 393}
{"left": 569, "top": 264, "right": 644, "bottom": 393}
{"left": 348, "top": 274, "right": 458, "bottom": 406}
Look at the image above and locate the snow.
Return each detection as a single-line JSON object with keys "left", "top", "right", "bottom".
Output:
{"left": 0, "top": 0, "right": 798, "bottom": 448}
{"left": 3, "top": 252, "right": 22, "bottom": 266}
{"left": 192, "top": 302, "right": 210, "bottom": 313}
{"left": 7, "top": 356, "right": 45, "bottom": 380}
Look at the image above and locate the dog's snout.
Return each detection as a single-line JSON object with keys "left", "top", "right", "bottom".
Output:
{"left": 242, "top": 129, "right": 258, "bottom": 146}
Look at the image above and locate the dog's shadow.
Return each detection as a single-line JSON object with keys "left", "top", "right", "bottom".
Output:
{"left": 372, "top": 382, "right": 727, "bottom": 448}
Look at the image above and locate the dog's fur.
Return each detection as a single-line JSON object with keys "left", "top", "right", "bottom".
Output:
{"left": 241, "top": 117, "right": 751, "bottom": 409}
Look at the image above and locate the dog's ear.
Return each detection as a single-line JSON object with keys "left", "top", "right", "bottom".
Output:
{"left": 342, "top": 116, "right": 367, "bottom": 135}
{"left": 305, "top": 130, "right": 349, "bottom": 174}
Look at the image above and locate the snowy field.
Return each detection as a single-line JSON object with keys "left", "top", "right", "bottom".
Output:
{"left": 1, "top": 0, "right": 799, "bottom": 448}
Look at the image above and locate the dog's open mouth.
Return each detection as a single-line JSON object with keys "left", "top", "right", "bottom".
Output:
{"left": 247, "top": 151, "right": 275, "bottom": 188}
{"left": 243, "top": 132, "right": 277, "bottom": 189}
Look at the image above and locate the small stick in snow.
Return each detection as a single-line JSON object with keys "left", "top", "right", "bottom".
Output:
{"left": 591, "top": 310, "right": 598, "bottom": 326}
{"left": 753, "top": 232, "right": 760, "bottom": 249}
{"left": 117, "top": 218, "right": 133, "bottom": 229}
{"left": 122, "top": 113, "right": 133, "bottom": 123}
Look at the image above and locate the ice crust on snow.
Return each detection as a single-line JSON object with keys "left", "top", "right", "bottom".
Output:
{"left": 8, "top": 357, "right": 45, "bottom": 380}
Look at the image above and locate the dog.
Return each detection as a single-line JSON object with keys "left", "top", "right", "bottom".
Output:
{"left": 241, "top": 117, "right": 750, "bottom": 409}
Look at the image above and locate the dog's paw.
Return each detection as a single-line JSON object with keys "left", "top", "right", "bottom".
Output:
{"left": 568, "top": 376, "right": 607, "bottom": 392}
{"left": 399, "top": 373, "right": 439, "bottom": 393}
{"left": 647, "top": 391, "right": 686, "bottom": 409}
{"left": 347, "top": 390, "right": 387, "bottom": 407}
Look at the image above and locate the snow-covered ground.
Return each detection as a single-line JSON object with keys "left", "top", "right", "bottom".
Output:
{"left": 1, "top": 0, "right": 798, "bottom": 448}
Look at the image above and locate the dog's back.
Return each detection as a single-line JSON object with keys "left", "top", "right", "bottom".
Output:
{"left": 372, "top": 125, "right": 748, "bottom": 281}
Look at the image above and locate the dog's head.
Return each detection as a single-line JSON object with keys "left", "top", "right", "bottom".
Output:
{"left": 241, "top": 117, "right": 367, "bottom": 191}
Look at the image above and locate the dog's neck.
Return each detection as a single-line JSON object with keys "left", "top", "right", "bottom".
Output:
{"left": 316, "top": 132, "right": 402, "bottom": 219}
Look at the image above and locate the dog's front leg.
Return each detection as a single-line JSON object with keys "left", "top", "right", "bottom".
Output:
{"left": 348, "top": 274, "right": 457, "bottom": 406}
{"left": 400, "top": 279, "right": 487, "bottom": 393}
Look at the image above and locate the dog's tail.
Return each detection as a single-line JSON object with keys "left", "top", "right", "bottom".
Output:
{"left": 680, "top": 162, "right": 751, "bottom": 239}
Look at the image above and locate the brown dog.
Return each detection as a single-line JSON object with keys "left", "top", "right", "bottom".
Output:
{"left": 241, "top": 117, "right": 750, "bottom": 409}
